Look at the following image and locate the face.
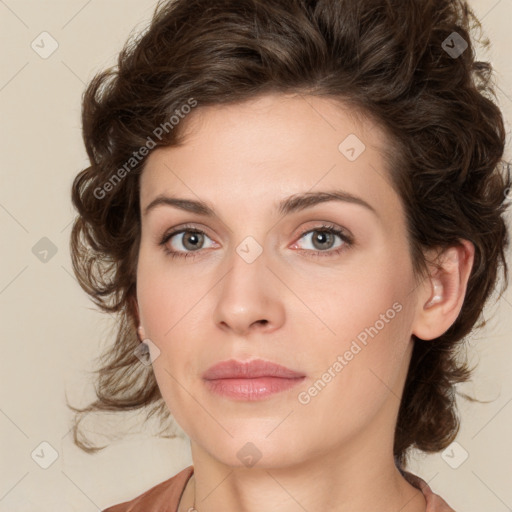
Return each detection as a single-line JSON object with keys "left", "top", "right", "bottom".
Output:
{"left": 136, "top": 93, "right": 421, "bottom": 469}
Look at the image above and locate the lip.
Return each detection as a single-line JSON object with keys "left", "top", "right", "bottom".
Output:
{"left": 202, "top": 359, "right": 306, "bottom": 401}
{"left": 203, "top": 359, "right": 305, "bottom": 380}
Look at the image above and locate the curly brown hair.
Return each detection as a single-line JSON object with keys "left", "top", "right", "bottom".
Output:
{"left": 68, "top": 0, "right": 511, "bottom": 468}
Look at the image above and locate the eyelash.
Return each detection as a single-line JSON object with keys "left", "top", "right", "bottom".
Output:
{"left": 158, "top": 223, "right": 353, "bottom": 261}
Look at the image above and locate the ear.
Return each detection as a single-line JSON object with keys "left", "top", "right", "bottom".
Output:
{"left": 128, "top": 293, "right": 140, "bottom": 323}
{"left": 128, "top": 293, "right": 145, "bottom": 337}
{"left": 411, "top": 239, "right": 475, "bottom": 341}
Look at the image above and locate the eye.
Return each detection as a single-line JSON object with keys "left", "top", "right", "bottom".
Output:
{"left": 158, "top": 222, "right": 353, "bottom": 260}
{"left": 292, "top": 224, "right": 353, "bottom": 258}
{"left": 159, "top": 224, "right": 216, "bottom": 260}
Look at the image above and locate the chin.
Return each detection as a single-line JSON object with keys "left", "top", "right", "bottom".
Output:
{"left": 195, "top": 429, "right": 313, "bottom": 470}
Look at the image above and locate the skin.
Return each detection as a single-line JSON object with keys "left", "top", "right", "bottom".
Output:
{"left": 135, "top": 93, "right": 474, "bottom": 512}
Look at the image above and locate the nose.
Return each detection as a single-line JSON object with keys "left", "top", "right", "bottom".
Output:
{"left": 212, "top": 244, "right": 285, "bottom": 337}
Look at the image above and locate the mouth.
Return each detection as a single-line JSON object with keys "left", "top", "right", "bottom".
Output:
{"left": 202, "top": 359, "right": 306, "bottom": 401}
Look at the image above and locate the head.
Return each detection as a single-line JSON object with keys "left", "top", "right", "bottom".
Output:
{"left": 69, "top": 0, "right": 510, "bottom": 469}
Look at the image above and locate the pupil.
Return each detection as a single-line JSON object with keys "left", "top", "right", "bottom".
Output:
{"left": 186, "top": 232, "right": 201, "bottom": 249}
{"left": 315, "top": 231, "right": 332, "bottom": 249}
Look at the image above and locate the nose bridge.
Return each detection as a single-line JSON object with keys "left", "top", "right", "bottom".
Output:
{"left": 213, "top": 234, "right": 283, "bottom": 333}
{"left": 221, "top": 235, "right": 269, "bottom": 307}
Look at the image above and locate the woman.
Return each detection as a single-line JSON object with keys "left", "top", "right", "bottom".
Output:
{"left": 68, "top": 0, "right": 511, "bottom": 510}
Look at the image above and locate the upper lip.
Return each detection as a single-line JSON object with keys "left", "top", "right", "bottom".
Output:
{"left": 202, "top": 359, "right": 305, "bottom": 380}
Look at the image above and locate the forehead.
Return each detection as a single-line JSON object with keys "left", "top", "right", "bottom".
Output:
{"left": 139, "top": 93, "right": 401, "bottom": 224}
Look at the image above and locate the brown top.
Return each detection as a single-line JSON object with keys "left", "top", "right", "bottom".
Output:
{"left": 102, "top": 466, "right": 194, "bottom": 512}
{"left": 102, "top": 465, "right": 456, "bottom": 512}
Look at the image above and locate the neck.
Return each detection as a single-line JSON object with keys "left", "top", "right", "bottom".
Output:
{"left": 179, "top": 438, "right": 426, "bottom": 512}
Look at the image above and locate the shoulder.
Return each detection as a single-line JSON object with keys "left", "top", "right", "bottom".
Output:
{"left": 102, "top": 465, "right": 194, "bottom": 512}
{"left": 402, "top": 471, "right": 457, "bottom": 512}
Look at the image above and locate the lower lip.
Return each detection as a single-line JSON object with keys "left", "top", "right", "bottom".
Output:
{"left": 204, "top": 376, "right": 305, "bottom": 401}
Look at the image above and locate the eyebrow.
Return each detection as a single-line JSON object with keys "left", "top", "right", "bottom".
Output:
{"left": 143, "top": 189, "right": 378, "bottom": 218}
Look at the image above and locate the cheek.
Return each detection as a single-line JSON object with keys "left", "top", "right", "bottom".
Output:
{"left": 303, "top": 250, "right": 415, "bottom": 401}
{"left": 136, "top": 245, "right": 206, "bottom": 339}
{"left": 295, "top": 305, "right": 413, "bottom": 445}
{"left": 135, "top": 247, "right": 203, "bottom": 397}
{"left": 309, "top": 249, "right": 411, "bottom": 346}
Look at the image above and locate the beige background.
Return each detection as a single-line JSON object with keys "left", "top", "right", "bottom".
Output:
{"left": 0, "top": 0, "right": 511, "bottom": 510}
